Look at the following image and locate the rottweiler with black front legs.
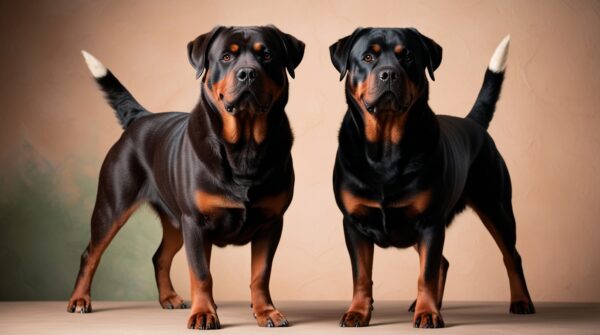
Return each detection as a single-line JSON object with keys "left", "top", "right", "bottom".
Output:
{"left": 329, "top": 28, "right": 535, "bottom": 328}
{"left": 67, "top": 25, "right": 304, "bottom": 330}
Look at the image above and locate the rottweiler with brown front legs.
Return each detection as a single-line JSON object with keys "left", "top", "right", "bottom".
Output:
{"left": 67, "top": 25, "right": 304, "bottom": 330}
{"left": 330, "top": 28, "right": 535, "bottom": 328}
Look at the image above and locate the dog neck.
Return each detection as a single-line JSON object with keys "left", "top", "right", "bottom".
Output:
{"left": 187, "top": 88, "right": 293, "bottom": 185}
{"left": 341, "top": 88, "right": 440, "bottom": 184}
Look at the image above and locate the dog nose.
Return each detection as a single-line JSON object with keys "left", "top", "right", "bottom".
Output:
{"left": 236, "top": 67, "right": 257, "bottom": 83}
{"left": 378, "top": 69, "right": 398, "bottom": 82}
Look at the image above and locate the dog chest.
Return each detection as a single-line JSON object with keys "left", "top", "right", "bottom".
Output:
{"left": 340, "top": 189, "right": 432, "bottom": 218}
{"left": 193, "top": 190, "right": 290, "bottom": 244}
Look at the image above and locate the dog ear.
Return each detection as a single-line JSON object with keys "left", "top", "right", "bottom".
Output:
{"left": 407, "top": 28, "right": 442, "bottom": 81}
{"left": 329, "top": 28, "right": 364, "bottom": 81}
{"left": 187, "top": 26, "right": 224, "bottom": 79}
{"left": 266, "top": 25, "right": 305, "bottom": 79}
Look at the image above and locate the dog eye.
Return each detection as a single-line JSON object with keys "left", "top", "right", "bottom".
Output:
{"left": 362, "top": 54, "right": 374, "bottom": 63}
{"left": 222, "top": 53, "right": 233, "bottom": 62}
{"left": 263, "top": 52, "right": 272, "bottom": 61}
{"left": 403, "top": 51, "right": 415, "bottom": 64}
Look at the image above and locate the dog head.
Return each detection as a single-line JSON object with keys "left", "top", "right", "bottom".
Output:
{"left": 330, "top": 28, "right": 441, "bottom": 143}
{"left": 188, "top": 25, "right": 304, "bottom": 143}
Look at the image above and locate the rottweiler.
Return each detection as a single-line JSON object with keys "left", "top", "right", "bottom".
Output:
{"left": 329, "top": 28, "right": 535, "bottom": 328}
{"left": 67, "top": 25, "right": 304, "bottom": 330}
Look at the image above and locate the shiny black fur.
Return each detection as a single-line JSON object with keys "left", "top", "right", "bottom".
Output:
{"left": 330, "top": 28, "right": 535, "bottom": 327}
{"left": 69, "top": 26, "right": 304, "bottom": 318}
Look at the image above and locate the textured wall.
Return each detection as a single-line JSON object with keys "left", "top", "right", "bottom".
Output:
{"left": 0, "top": 0, "right": 599, "bottom": 303}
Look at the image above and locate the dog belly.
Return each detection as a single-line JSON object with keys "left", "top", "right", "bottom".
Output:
{"left": 204, "top": 207, "right": 282, "bottom": 247}
{"left": 348, "top": 207, "right": 420, "bottom": 248}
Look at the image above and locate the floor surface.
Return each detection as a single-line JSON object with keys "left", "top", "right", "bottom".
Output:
{"left": 1, "top": 301, "right": 599, "bottom": 334}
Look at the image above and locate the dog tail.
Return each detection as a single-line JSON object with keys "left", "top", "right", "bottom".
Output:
{"left": 81, "top": 50, "right": 151, "bottom": 129}
{"left": 466, "top": 35, "right": 510, "bottom": 130}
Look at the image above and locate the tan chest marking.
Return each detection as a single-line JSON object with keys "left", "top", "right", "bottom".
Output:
{"left": 388, "top": 190, "right": 432, "bottom": 217}
{"left": 341, "top": 189, "right": 432, "bottom": 217}
{"left": 252, "top": 192, "right": 290, "bottom": 217}
{"left": 363, "top": 111, "right": 408, "bottom": 144}
{"left": 340, "top": 189, "right": 380, "bottom": 216}
{"left": 195, "top": 190, "right": 290, "bottom": 218}
{"left": 195, "top": 191, "right": 244, "bottom": 215}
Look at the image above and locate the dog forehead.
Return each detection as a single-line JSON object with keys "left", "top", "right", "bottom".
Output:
{"left": 212, "top": 27, "right": 278, "bottom": 51}
{"left": 352, "top": 29, "right": 410, "bottom": 53}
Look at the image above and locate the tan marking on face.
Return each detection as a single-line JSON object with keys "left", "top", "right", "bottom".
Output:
{"left": 207, "top": 64, "right": 285, "bottom": 144}
{"left": 371, "top": 44, "right": 381, "bottom": 53}
{"left": 253, "top": 191, "right": 291, "bottom": 217}
{"left": 394, "top": 44, "right": 404, "bottom": 55}
{"left": 230, "top": 44, "right": 239, "bottom": 53}
{"left": 207, "top": 70, "right": 240, "bottom": 143}
{"left": 253, "top": 42, "right": 263, "bottom": 52}
{"left": 349, "top": 70, "right": 418, "bottom": 144}
{"left": 350, "top": 73, "right": 379, "bottom": 142}
{"left": 340, "top": 189, "right": 380, "bottom": 215}
{"left": 389, "top": 190, "right": 432, "bottom": 217}
{"left": 195, "top": 190, "right": 244, "bottom": 215}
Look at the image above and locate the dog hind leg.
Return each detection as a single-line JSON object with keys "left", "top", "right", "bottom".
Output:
{"left": 151, "top": 205, "right": 186, "bottom": 309}
{"left": 67, "top": 143, "right": 146, "bottom": 313}
{"left": 472, "top": 200, "right": 535, "bottom": 314}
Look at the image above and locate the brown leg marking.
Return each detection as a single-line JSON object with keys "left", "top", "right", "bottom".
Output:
{"left": 187, "top": 242, "right": 221, "bottom": 330}
{"left": 250, "top": 220, "right": 288, "bottom": 327}
{"left": 340, "top": 221, "right": 374, "bottom": 327}
{"left": 472, "top": 206, "right": 535, "bottom": 314}
{"left": 409, "top": 247, "right": 449, "bottom": 312}
{"left": 152, "top": 211, "right": 186, "bottom": 309}
{"left": 413, "top": 240, "right": 445, "bottom": 328}
{"left": 67, "top": 203, "right": 140, "bottom": 313}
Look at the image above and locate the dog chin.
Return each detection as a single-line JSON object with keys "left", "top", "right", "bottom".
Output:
{"left": 363, "top": 91, "right": 411, "bottom": 114}
{"left": 225, "top": 93, "right": 269, "bottom": 114}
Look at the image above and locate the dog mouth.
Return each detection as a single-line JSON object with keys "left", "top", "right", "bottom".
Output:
{"left": 363, "top": 91, "right": 411, "bottom": 114}
{"left": 223, "top": 90, "right": 271, "bottom": 114}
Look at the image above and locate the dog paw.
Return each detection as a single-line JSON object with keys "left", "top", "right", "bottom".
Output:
{"left": 160, "top": 293, "right": 188, "bottom": 309}
{"left": 409, "top": 299, "right": 442, "bottom": 312}
{"left": 67, "top": 296, "right": 92, "bottom": 314}
{"left": 413, "top": 311, "right": 444, "bottom": 328}
{"left": 188, "top": 311, "right": 221, "bottom": 330}
{"left": 254, "top": 308, "right": 289, "bottom": 327}
{"left": 510, "top": 300, "right": 536, "bottom": 314}
{"left": 339, "top": 310, "right": 371, "bottom": 327}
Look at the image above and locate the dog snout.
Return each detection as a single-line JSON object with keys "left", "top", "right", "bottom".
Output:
{"left": 236, "top": 67, "right": 257, "bottom": 84}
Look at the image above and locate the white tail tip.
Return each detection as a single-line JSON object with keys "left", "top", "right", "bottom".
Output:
{"left": 81, "top": 50, "right": 107, "bottom": 78}
{"left": 488, "top": 35, "right": 510, "bottom": 73}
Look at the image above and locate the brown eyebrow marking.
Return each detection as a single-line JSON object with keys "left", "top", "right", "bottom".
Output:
{"left": 394, "top": 44, "right": 404, "bottom": 54}
{"left": 230, "top": 44, "right": 239, "bottom": 52}
{"left": 371, "top": 44, "right": 382, "bottom": 53}
{"left": 253, "top": 42, "right": 263, "bottom": 52}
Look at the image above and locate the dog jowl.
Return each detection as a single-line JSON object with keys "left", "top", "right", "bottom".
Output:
{"left": 68, "top": 25, "right": 304, "bottom": 330}
{"left": 330, "top": 28, "right": 534, "bottom": 328}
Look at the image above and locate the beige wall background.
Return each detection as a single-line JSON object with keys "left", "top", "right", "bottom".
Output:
{"left": 1, "top": 0, "right": 599, "bottom": 303}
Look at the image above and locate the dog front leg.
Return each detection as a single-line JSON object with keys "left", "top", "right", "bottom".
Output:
{"left": 250, "top": 218, "right": 288, "bottom": 327}
{"left": 340, "top": 218, "right": 374, "bottom": 327}
{"left": 413, "top": 224, "right": 446, "bottom": 328}
{"left": 182, "top": 216, "right": 219, "bottom": 330}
